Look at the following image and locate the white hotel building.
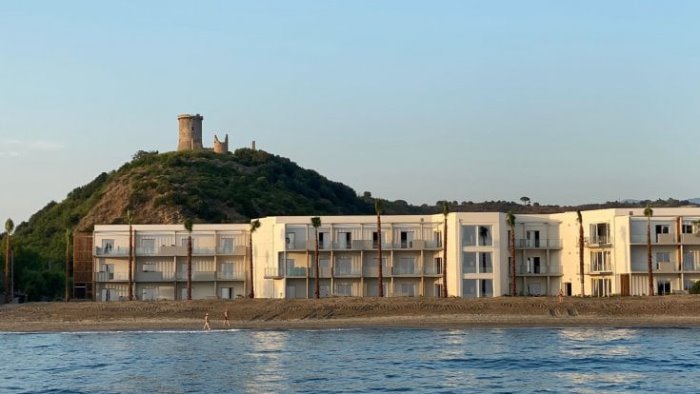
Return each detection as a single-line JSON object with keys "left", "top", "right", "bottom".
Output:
{"left": 88, "top": 208, "right": 700, "bottom": 301}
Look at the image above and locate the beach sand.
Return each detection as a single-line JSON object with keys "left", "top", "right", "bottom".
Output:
{"left": 1, "top": 296, "right": 699, "bottom": 332}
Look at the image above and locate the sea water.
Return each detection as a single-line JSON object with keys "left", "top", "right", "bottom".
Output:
{"left": 1, "top": 327, "right": 700, "bottom": 393}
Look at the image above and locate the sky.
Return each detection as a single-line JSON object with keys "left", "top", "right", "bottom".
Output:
{"left": 1, "top": 1, "right": 700, "bottom": 224}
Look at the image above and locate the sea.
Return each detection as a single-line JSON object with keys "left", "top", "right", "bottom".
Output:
{"left": 1, "top": 327, "right": 699, "bottom": 393}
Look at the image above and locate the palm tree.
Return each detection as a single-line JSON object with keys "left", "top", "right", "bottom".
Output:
{"left": 126, "top": 210, "right": 134, "bottom": 301}
{"left": 506, "top": 212, "right": 516, "bottom": 296}
{"left": 577, "top": 210, "right": 585, "bottom": 296}
{"left": 248, "top": 219, "right": 260, "bottom": 298}
{"left": 375, "top": 200, "right": 384, "bottom": 298}
{"left": 4, "top": 218, "right": 14, "bottom": 303}
{"left": 644, "top": 205, "right": 654, "bottom": 296}
{"left": 65, "top": 229, "right": 72, "bottom": 302}
{"left": 311, "top": 217, "right": 322, "bottom": 299}
{"left": 442, "top": 202, "right": 449, "bottom": 298}
{"left": 184, "top": 218, "right": 193, "bottom": 301}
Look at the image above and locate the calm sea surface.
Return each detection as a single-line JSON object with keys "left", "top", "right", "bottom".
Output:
{"left": 1, "top": 327, "right": 699, "bottom": 393}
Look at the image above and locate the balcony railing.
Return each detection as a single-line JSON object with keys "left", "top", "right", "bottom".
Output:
{"left": 95, "top": 247, "right": 129, "bottom": 256}
{"left": 424, "top": 266, "right": 443, "bottom": 275}
{"left": 136, "top": 271, "right": 176, "bottom": 282}
{"left": 95, "top": 272, "right": 128, "bottom": 282}
{"left": 589, "top": 262, "right": 613, "bottom": 273}
{"left": 629, "top": 234, "right": 678, "bottom": 244}
{"left": 310, "top": 267, "right": 332, "bottom": 278}
{"left": 264, "top": 267, "right": 283, "bottom": 278}
{"left": 334, "top": 266, "right": 362, "bottom": 277}
{"left": 286, "top": 267, "right": 308, "bottom": 278}
{"left": 217, "top": 271, "right": 246, "bottom": 280}
{"left": 363, "top": 265, "right": 391, "bottom": 277}
{"left": 631, "top": 262, "right": 679, "bottom": 273}
{"left": 392, "top": 265, "right": 420, "bottom": 276}
{"left": 216, "top": 245, "right": 247, "bottom": 256}
{"left": 513, "top": 239, "right": 562, "bottom": 249}
{"left": 681, "top": 234, "right": 700, "bottom": 245}
{"left": 516, "top": 265, "right": 559, "bottom": 275}
{"left": 683, "top": 261, "right": 700, "bottom": 271}
{"left": 586, "top": 236, "right": 613, "bottom": 246}
{"left": 176, "top": 271, "right": 216, "bottom": 281}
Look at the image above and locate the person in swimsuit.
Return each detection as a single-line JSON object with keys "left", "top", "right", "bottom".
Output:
{"left": 223, "top": 308, "right": 231, "bottom": 327}
{"left": 203, "top": 312, "right": 211, "bottom": 330}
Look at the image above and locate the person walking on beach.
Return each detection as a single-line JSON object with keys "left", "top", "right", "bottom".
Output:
{"left": 203, "top": 312, "right": 211, "bottom": 331}
{"left": 558, "top": 289, "right": 564, "bottom": 304}
{"left": 223, "top": 308, "right": 231, "bottom": 328}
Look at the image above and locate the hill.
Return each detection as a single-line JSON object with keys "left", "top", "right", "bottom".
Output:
{"left": 2, "top": 147, "right": 697, "bottom": 301}
{"left": 5, "top": 148, "right": 376, "bottom": 300}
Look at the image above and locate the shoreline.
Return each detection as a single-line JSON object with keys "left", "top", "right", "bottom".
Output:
{"left": 2, "top": 297, "right": 700, "bottom": 332}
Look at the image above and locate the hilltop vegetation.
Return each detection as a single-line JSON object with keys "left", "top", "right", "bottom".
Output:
{"left": 1, "top": 148, "right": 696, "bottom": 301}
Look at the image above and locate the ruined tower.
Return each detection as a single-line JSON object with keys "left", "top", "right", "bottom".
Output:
{"left": 177, "top": 113, "right": 204, "bottom": 151}
{"left": 213, "top": 134, "right": 229, "bottom": 154}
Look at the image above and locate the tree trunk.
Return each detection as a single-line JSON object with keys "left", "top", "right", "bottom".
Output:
{"left": 510, "top": 228, "right": 516, "bottom": 296}
{"left": 647, "top": 219, "right": 654, "bottom": 296}
{"left": 187, "top": 235, "right": 192, "bottom": 300}
{"left": 377, "top": 215, "right": 383, "bottom": 298}
{"left": 442, "top": 217, "right": 448, "bottom": 298}
{"left": 128, "top": 225, "right": 133, "bottom": 301}
{"left": 579, "top": 224, "right": 585, "bottom": 296}
{"left": 314, "top": 228, "right": 320, "bottom": 299}
{"left": 65, "top": 233, "right": 71, "bottom": 302}
{"left": 248, "top": 235, "right": 254, "bottom": 298}
{"left": 5, "top": 236, "right": 11, "bottom": 304}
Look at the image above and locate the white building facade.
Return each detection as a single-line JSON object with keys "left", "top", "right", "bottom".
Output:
{"left": 89, "top": 208, "right": 700, "bottom": 300}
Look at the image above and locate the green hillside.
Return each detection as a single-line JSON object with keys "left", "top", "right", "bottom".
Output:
{"left": 1, "top": 147, "right": 694, "bottom": 301}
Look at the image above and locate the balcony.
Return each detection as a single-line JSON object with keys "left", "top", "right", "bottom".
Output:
{"left": 95, "top": 247, "right": 129, "bottom": 257}
{"left": 392, "top": 265, "right": 420, "bottom": 276}
{"left": 629, "top": 234, "right": 678, "bottom": 245}
{"left": 363, "top": 265, "right": 391, "bottom": 277}
{"left": 655, "top": 261, "right": 678, "bottom": 273}
{"left": 333, "top": 267, "right": 361, "bottom": 277}
{"left": 683, "top": 261, "right": 700, "bottom": 272}
{"left": 393, "top": 240, "right": 424, "bottom": 250}
{"left": 217, "top": 271, "right": 246, "bottom": 281}
{"left": 136, "top": 271, "right": 176, "bottom": 282}
{"left": 515, "top": 263, "right": 561, "bottom": 275}
{"left": 588, "top": 262, "right": 613, "bottom": 274}
{"left": 585, "top": 236, "right": 613, "bottom": 246}
{"left": 513, "top": 239, "right": 562, "bottom": 249}
{"left": 176, "top": 271, "right": 216, "bottom": 281}
{"left": 286, "top": 267, "right": 308, "bottom": 278}
{"left": 217, "top": 245, "right": 247, "bottom": 256}
{"left": 681, "top": 234, "right": 700, "bottom": 245}
{"left": 264, "top": 267, "right": 283, "bottom": 279}
{"left": 424, "top": 266, "right": 443, "bottom": 276}
{"left": 95, "top": 272, "right": 128, "bottom": 282}
{"left": 310, "top": 267, "right": 332, "bottom": 278}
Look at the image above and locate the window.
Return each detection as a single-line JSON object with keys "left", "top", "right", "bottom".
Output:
{"left": 656, "top": 252, "right": 670, "bottom": 263}
{"left": 431, "top": 257, "right": 443, "bottom": 275}
{"left": 102, "top": 239, "right": 114, "bottom": 254}
{"left": 221, "top": 263, "right": 234, "bottom": 277}
{"left": 372, "top": 231, "right": 383, "bottom": 249}
{"left": 396, "top": 257, "right": 417, "bottom": 275}
{"left": 339, "top": 231, "right": 352, "bottom": 249}
{"left": 399, "top": 231, "right": 414, "bottom": 248}
{"left": 591, "top": 251, "right": 611, "bottom": 272}
{"left": 220, "top": 237, "right": 234, "bottom": 254}
{"left": 657, "top": 280, "right": 671, "bottom": 295}
{"left": 318, "top": 232, "right": 327, "bottom": 249}
{"left": 590, "top": 223, "right": 610, "bottom": 244}
{"left": 141, "top": 238, "right": 155, "bottom": 254}
{"left": 480, "top": 279, "right": 493, "bottom": 297}
{"left": 142, "top": 263, "right": 157, "bottom": 272}
{"left": 479, "top": 252, "right": 493, "bottom": 273}
{"left": 285, "top": 233, "right": 295, "bottom": 249}
{"left": 682, "top": 224, "right": 693, "bottom": 234}
{"left": 462, "top": 226, "right": 476, "bottom": 246}
{"left": 462, "top": 252, "right": 476, "bottom": 273}
{"left": 478, "top": 226, "right": 492, "bottom": 246}
{"left": 462, "top": 279, "right": 477, "bottom": 298}
{"left": 400, "top": 282, "right": 416, "bottom": 297}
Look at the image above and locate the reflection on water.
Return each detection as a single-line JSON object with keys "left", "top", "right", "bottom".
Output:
{"left": 1, "top": 327, "right": 700, "bottom": 393}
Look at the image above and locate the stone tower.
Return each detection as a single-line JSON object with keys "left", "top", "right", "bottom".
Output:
{"left": 177, "top": 113, "right": 204, "bottom": 151}
{"left": 213, "top": 134, "right": 229, "bottom": 154}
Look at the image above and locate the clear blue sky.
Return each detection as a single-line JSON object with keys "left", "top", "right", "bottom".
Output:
{"left": 2, "top": 1, "right": 699, "bottom": 223}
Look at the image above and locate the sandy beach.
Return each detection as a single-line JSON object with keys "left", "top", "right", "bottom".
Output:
{"left": 1, "top": 296, "right": 699, "bottom": 332}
